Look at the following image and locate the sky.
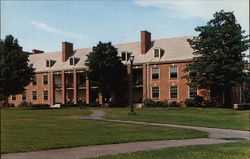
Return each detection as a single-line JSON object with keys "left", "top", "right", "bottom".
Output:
{"left": 1, "top": 0, "right": 249, "bottom": 53}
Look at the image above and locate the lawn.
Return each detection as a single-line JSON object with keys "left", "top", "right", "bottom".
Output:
{"left": 1, "top": 108, "right": 207, "bottom": 154}
{"left": 92, "top": 141, "right": 250, "bottom": 159}
{"left": 104, "top": 107, "right": 250, "bottom": 130}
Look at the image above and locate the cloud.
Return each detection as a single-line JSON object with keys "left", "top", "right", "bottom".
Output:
{"left": 134, "top": 0, "right": 249, "bottom": 33}
{"left": 31, "top": 21, "right": 84, "bottom": 39}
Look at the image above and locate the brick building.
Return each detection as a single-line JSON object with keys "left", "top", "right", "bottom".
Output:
{"left": 8, "top": 31, "right": 242, "bottom": 106}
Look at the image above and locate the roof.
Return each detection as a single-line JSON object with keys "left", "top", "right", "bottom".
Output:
{"left": 28, "top": 35, "right": 195, "bottom": 73}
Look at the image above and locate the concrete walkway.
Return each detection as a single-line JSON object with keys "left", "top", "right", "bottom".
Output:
{"left": 2, "top": 110, "right": 249, "bottom": 159}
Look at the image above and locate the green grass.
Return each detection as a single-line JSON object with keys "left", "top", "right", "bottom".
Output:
{"left": 92, "top": 141, "right": 250, "bottom": 159}
{"left": 1, "top": 108, "right": 207, "bottom": 154}
{"left": 104, "top": 107, "right": 250, "bottom": 130}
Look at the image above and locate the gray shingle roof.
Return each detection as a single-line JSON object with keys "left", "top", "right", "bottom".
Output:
{"left": 28, "top": 35, "right": 195, "bottom": 73}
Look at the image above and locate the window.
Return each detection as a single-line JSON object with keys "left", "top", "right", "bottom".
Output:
{"left": 32, "top": 76, "right": 37, "bottom": 85}
{"left": 152, "top": 87, "right": 159, "bottom": 98}
{"left": 121, "top": 52, "right": 126, "bottom": 61}
{"left": 43, "top": 75, "right": 48, "bottom": 85}
{"left": 12, "top": 95, "right": 16, "bottom": 101}
{"left": 189, "top": 86, "right": 197, "bottom": 97}
{"left": 170, "top": 66, "right": 178, "bottom": 78}
{"left": 32, "top": 91, "right": 37, "bottom": 100}
{"left": 154, "top": 49, "right": 159, "bottom": 58}
{"left": 151, "top": 67, "right": 159, "bottom": 79}
{"left": 69, "top": 57, "right": 80, "bottom": 65}
{"left": 189, "top": 70, "right": 197, "bottom": 78}
{"left": 70, "top": 58, "right": 74, "bottom": 65}
{"left": 46, "top": 60, "right": 56, "bottom": 67}
{"left": 44, "top": 90, "right": 48, "bottom": 100}
{"left": 170, "top": 86, "right": 178, "bottom": 98}
{"left": 22, "top": 91, "right": 26, "bottom": 101}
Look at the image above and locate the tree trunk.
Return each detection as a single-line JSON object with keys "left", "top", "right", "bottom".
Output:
{"left": 224, "top": 86, "right": 232, "bottom": 108}
{"left": 3, "top": 96, "right": 9, "bottom": 107}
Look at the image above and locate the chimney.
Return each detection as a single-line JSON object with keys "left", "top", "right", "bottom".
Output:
{"left": 32, "top": 49, "right": 44, "bottom": 54}
{"left": 141, "top": 31, "right": 151, "bottom": 55}
{"left": 62, "top": 42, "right": 73, "bottom": 62}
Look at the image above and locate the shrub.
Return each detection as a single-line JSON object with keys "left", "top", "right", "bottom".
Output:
{"left": 144, "top": 98, "right": 156, "bottom": 107}
{"left": 193, "top": 95, "right": 204, "bottom": 107}
{"left": 184, "top": 98, "right": 196, "bottom": 107}
{"left": 169, "top": 101, "right": 181, "bottom": 107}
{"left": 18, "top": 101, "right": 31, "bottom": 107}
{"left": 31, "top": 104, "right": 50, "bottom": 109}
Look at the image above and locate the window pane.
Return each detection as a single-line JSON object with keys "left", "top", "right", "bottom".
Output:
{"left": 152, "top": 68, "right": 159, "bottom": 79}
{"left": 70, "top": 58, "right": 74, "bottom": 65}
{"left": 154, "top": 49, "right": 159, "bottom": 57}
{"left": 32, "top": 91, "right": 37, "bottom": 100}
{"left": 22, "top": 91, "right": 26, "bottom": 100}
{"left": 189, "top": 86, "right": 197, "bottom": 97}
{"left": 170, "top": 86, "right": 178, "bottom": 98}
{"left": 12, "top": 95, "right": 16, "bottom": 101}
{"left": 43, "top": 75, "right": 48, "bottom": 85}
{"left": 46, "top": 60, "right": 50, "bottom": 67}
{"left": 121, "top": 52, "right": 126, "bottom": 61}
{"left": 152, "top": 87, "right": 159, "bottom": 98}
{"left": 44, "top": 90, "right": 48, "bottom": 100}
{"left": 170, "top": 66, "right": 178, "bottom": 78}
{"left": 32, "top": 76, "right": 37, "bottom": 85}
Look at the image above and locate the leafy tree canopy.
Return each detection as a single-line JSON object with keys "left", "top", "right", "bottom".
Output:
{"left": 185, "top": 10, "right": 250, "bottom": 106}
{"left": 85, "top": 41, "right": 126, "bottom": 95}
{"left": 0, "top": 35, "right": 35, "bottom": 103}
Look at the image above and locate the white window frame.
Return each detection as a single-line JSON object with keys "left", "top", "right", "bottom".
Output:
{"left": 43, "top": 75, "right": 48, "bottom": 85}
{"left": 170, "top": 86, "right": 178, "bottom": 99}
{"left": 43, "top": 90, "right": 48, "bottom": 100}
{"left": 151, "top": 86, "right": 160, "bottom": 99}
{"left": 32, "top": 91, "right": 37, "bottom": 100}
{"left": 188, "top": 86, "right": 198, "bottom": 98}
{"left": 151, "top": 67, "right": 160, "bottom": 80}
{"left": 154, "top": 48, "right": 160, "bottom": 58}
{"left": 169, "top": 65, "right": 178, "bottom": 79}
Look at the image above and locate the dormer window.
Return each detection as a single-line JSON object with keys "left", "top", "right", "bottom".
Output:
{"left": 46, "top": 60, "right": 56, "bottom": 68}
{"left": 121, "top": 52, "right": 126, "bottom": 61}
{"left": 69, "top": 57, "right": 80, "bottom": 65}
{"left": 154, "top": 48, "right": 164, "bottom": 58}
{"left": 154, "top": 49, "right": 159, "bottom": 58}
{"left": 121, "top": 52, "right": 132, "bottom": 61}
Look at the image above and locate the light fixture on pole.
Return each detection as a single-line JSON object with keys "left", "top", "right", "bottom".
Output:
{"left": 129, "top": 55, "right": 136, "bottom": 115}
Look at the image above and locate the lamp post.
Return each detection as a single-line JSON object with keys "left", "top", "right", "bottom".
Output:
{"left": 129, "top": 55, "right": 135, "bottom": 114}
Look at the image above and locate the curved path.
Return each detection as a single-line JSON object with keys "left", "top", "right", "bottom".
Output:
{"left": 2, "top": 110, "right": 249, "bottom": 159}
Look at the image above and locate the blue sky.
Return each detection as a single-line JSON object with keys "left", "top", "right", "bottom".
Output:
{"left": 1, "top": 0, "right": 249, "bottom": 53}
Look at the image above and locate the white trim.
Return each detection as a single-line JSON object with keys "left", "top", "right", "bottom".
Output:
{"left": 151, "top": 67, "right": 160, "bottom": 80}
{"left": 169, "top": 85, "right": 178, "bottom": 99}
{"left": 169, "top": 65, "right": 178, "bottom": 79}
{"left": 188, "top": 86, "right": 198, "bottom": 98}
{"left": 151, "top": 86, "right": 160, "bottom": 99}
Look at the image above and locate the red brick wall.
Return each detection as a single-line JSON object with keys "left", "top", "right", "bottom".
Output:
{"left": 8, "top": 72, "right": 50, "bottom": 106}
{"left": 147, "top": 62, "right": 190, "bottom": 103}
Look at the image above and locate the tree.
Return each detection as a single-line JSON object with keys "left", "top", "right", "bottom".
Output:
{"left": 185, "top": 10, "right": 250, "bottom": 107}
{"left": 0, "top": 35, "right": 35, "bottom": 106}
{"left": 85, "top": 42, "right": 126, "bottom": 105}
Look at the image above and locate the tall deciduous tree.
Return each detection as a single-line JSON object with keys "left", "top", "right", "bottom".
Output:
{"left": 0, "top": 35, "right": 35, "bottom": 106}
{"left": 85, "top": 42, "right": 126, "bottom": 105}
{"left": 185, "top": 10, "right": 250, "bottom": 107}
